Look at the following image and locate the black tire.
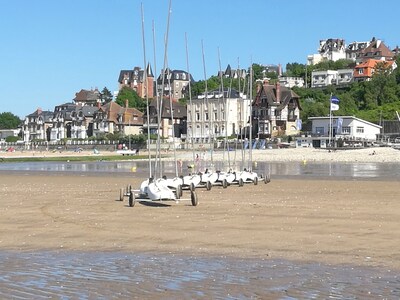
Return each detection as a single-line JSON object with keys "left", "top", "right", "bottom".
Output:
{"left": 129, "top": 184, "right": 132, "bottom": 193}
{"left": 264, "top": 174, "right": 271, "bottom": 184}
{"left": 206, "top": 181, "right": 212, "bottom": 191}
{"left": 177, "top": 184, "right": 183, "bottom": 198}
{"left": 189, "top": 182, "right": 195, "bottom": 192}
{"left": 119, "top": 188, "right": 124, "bottom": 201}
{"left": 175, "top": 185, "right": 181, "bottom": 200}
{"left": 222, "top": 179, "right": 228, "bottom": 189}
{"left": 254, "top": 176, "right": 258, "bottom": 185}
{"left": 129, "top": 192, "right": 136, "bottom": 207}
{"left": 191, "top": 190, "right": 198, "bottom": 206}
{"left": 238, "top": 178, "right": 244, "bottom": 187}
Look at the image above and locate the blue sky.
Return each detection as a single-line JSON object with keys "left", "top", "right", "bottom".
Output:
{"left": 1, "top": 0, "right": 399, "bottom": 118}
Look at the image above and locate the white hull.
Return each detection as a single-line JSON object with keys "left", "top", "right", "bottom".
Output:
{"left": 200, "top": 171, "right": 218, "bottom": 184}
{"left": 182, "top": 174, "right": 202, "bottom": 187}
{"left": 140, "top": 178, "right": 176, "bottom": 200}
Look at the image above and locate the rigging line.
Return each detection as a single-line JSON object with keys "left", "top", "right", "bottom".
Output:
{"left": 157, "top": 0, "right": 172, "bottom": 178}
{"left": 217, "top": 47, "right": 231, "bottom": 171}
{"left": 165, "top": 58, "right": 179, "bottom": 177}
{"left": 227, "top": 72, "right": 234, "bottom": 170}
{"left": 152, "top": 20, "right": 160, "bottom": 176}
{"left": 217, "top": 47, "right": 226, "bottom": 169}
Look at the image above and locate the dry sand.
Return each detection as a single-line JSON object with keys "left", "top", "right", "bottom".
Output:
{"left": 0, "top": 172, "right": 399, "bottom": 271}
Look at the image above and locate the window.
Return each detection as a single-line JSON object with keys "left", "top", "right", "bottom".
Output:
{"left": 205, "top": 112, "right": 209, "bottom": 121}
{"left": 315, "top": 127, "right": 324, "bottom": 135}
{"left": 342, "top": 126, "right": 351, "bottom": 134}
{"left": 196, "top": 113, "right": 200, "bottom": 121}
{"left": 358, "top": 68, "right": 364, "bottom": 74}
{"left": 356, "top": 126, "right": 364, "bottom": 133}
{"left": 341, "top": 126, "right": 350, "bottom": 134}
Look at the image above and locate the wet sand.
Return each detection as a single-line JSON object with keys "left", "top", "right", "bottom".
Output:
{"left": 1, "top": 172, "right": 399, "bottom": 270}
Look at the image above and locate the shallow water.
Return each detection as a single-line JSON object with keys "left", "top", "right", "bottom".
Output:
{"left": 1, "top": 160, "right": 399, "bottom": 180}
{"left": 0, "top": 251, "right": 399, "bottom": 299}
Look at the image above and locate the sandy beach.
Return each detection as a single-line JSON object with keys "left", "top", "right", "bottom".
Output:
{"left": 1, "top": 171, "right": 399, "bottom": 271}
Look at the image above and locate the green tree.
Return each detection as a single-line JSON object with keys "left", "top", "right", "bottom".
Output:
{"left": 285, "top": 62, "right": 306, "bottom": 77}
{"left": 101, "top": 87, "right": 113, "bottom": 104}
{"left": 0, "top": 112, "right": 21, "bottom": 129}
{"left": 115, "top": 86, "right": 146, "bottom": 112}
{"left": 367, "top": 61, "right": 399, "bottom": 106}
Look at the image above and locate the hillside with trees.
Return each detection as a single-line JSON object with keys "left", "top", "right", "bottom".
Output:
{"left": 114, "top": 59, "right": 400, "bottom": 128}
{"left": 285, "top": 57, "right": 400, "bottom": 125}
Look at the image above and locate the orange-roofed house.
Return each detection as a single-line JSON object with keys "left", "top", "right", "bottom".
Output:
{"left": 353, "top": 59, "right": 397, "bottom": 82}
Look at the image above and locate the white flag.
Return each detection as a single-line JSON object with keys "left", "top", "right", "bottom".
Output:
{"left": 331, "top": 96, "right": 340, "bottom": 111}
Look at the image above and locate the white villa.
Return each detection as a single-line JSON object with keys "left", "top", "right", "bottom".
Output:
{"left": 187, "top": 88, "right": 250, "bottom": 142}
{"left": 311, "top": 69, "right": 354, "bottom": 88}
{"left": 307, "top": 38, "right": 346, "bottom": 65}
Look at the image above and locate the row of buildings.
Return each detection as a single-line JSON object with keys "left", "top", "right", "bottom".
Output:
{"left": 309, "top": 37, "right": 398, "bottom": 88}
{"left": 17, "top": 36, "right": 399, "bottom": 147}
{"left": 21, "top": 78, "right": 301, "bottom": 146}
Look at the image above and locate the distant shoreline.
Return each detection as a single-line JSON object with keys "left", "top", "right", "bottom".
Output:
{"left": 1, "top": 146, "right": 399, "bottom": 163}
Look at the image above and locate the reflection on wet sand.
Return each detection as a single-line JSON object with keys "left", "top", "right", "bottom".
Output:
{"left": 0, "top": 251, "right": 398, "bottom": 299}
{"left": 0, "top": 160, "right": 399, "bottom": 180}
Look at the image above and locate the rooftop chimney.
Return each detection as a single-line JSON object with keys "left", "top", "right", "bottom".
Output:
{"left": 125, "top": 99, "right": 129, "bottom": 108}
{"left": 256, "top": 82, "right": 261, "bottom": 94}
{"left": 37, "top": 107, "right": 42, "bottom": 115}
{"left": 276, "top": 82, "right": 281, "bottom": 103}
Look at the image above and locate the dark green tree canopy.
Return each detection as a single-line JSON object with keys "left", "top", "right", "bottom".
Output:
{"left": 115, "top": 86, "right": 146, "bottom": 112}
{"left": 101, "top": 87, "right": 113, "bottom": 104}
{"left": 0, "top": 112, "right": 21, "bottom": 129}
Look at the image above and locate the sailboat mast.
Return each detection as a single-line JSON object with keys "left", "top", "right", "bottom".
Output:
{"left": 140, "top": 2, "right": 152, "bottom": 178}
{"left": 201, "top": 39, "right": 213, "bottom": 168}
{"left": 185, "top": 32, "right": 196, "bottom": 170}
{"left": 248, "top": 62, "right": 253, "bottom": 170}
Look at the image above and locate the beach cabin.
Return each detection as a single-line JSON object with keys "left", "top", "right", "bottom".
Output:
{"left": 296, "top": 116, "right": 382, "bottom": 148}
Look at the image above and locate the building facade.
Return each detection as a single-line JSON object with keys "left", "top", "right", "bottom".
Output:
{"left": 118, "top": 65, "right": 154, "bottom": 99}
{"left": 307, "top": 38, "right": 346, "bottom": 65}
{"left": 187, "top": 88, "right": 250, "bottom": 142}
{"left": 92, "top": 101, "right": 143, "bottom": 138}
{"left": 23, "top": 108, "right": 53, "bottom": 142}
{"left": 142, "top": 98, "right": 186, "bottom": 139}
{"left": 156, "top": 68, "right": 192, "bottom": 101}
{"left": 252, "top": 81, "right": 302, "bottom": 138}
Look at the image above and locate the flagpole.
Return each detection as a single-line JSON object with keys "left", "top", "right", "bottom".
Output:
{"left": 329, "top": 93, "right": 332, "bottom": 148}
